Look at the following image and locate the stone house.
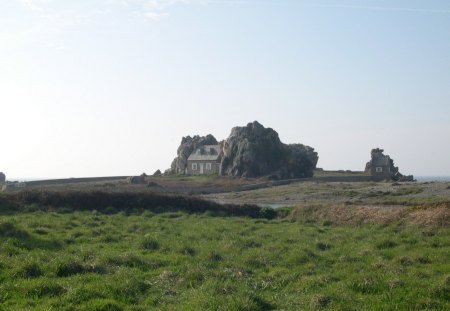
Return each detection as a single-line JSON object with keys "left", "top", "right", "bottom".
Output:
{"left": 370, "top": 154, "right": 392, "bottom": 179}
{"left": 187, "top": 145, "right": 221, "bottom": 175}
{"left": 365, "top": 148, "right": 393, "bottom": 180}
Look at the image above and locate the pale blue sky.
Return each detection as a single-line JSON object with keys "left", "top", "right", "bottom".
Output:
{"left": 1, "top": 0, "right": 449, "bottom": 179}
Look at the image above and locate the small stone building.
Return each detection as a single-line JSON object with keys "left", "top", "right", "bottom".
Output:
{"left": 371, "top": 154, "right": 392, "bottom": 179}
{"left": 365, "top": 148, "right": 394, "bottom": 180}
{"left": 187, "top": 145, "right": 221, "bottom": 175}
{"left": 0, "top": 172, "right": 5, "bottom": 183}
{"left": 365, "top": 148, "right": 414, "bottom": 182}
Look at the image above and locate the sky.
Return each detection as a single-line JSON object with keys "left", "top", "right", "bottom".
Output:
{"left": 1, "top": 0, "right": 449, "bottom": 179}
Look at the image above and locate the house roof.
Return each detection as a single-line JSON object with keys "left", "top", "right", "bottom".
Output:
{"left": 188, "top": 145, "right": 221, "bottom": 161}
{"left": 372, "top": 155, "right": 390, "bottom": 166}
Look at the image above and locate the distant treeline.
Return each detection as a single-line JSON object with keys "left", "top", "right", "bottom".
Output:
{"left": 0, "top": 190, "right": 277, "bottom": 219}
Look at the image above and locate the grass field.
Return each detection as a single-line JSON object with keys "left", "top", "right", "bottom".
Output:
{"left": 1, "top": 207, "right": 449, "bottom": 310}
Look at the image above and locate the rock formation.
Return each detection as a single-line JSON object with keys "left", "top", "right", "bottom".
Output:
{"left": 220, "top": 121, "right": 318, "bottom": 179}
{"left": 0, "top": 172, "right": 5, "bottom": 183}
{"left": 168, "top": 122, "right": 318, "bottom": 179}
{"left": 170, "top": 134, "right": 218, "bottom": 174}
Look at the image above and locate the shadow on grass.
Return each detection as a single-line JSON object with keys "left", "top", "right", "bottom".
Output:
{"left": 0, "top": 222, "right": 62, "bottom": 251}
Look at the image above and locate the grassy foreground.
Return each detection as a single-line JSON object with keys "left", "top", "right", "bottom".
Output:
{"left": 1, "top": 210, "right": 449, "bottom": 310}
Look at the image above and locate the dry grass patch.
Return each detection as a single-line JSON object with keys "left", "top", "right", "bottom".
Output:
{"left": 291, "top": 204, "right": 408, "bottom": 226}
{"left": 408, "top": 206, "right": 450, "bottom": 227}
{"left": 291, "top": 204, "right": 449, "bottom": 227}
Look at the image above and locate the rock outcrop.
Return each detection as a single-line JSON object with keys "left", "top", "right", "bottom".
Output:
{"left": 220, "top": 121, "right": 318, "bottom": 179}
{"left": 170, "top": 134, "right": 218, "bottom": 174}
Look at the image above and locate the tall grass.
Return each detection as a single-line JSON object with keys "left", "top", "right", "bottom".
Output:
{"left": 0, "top": 210, "right": 449, "bottom": 310}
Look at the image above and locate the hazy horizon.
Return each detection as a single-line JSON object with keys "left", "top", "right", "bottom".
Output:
{"left": 1, "top": 0, "right": 450, "bottom": 178}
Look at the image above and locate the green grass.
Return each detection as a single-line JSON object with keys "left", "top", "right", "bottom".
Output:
{"left": 0, "top": 210, "right": 449, "bottom": 310}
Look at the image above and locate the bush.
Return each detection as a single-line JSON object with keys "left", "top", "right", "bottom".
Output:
{"left": 259, "top": 207, "right": 277, "bottom": 219}
{"left": 3, "top": 190, "right": 264, "bottom": 218}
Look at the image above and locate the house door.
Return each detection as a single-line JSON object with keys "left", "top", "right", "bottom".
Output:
{"left": 200, "top": 163, "right": 204, "bottom": 174}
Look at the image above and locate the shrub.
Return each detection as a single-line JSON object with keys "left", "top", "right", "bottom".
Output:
{"left": 5, "top": 190, "right": 264, "bottom": 218}
{"left": 259, "top": 207, "right": 277, "bottom": 219}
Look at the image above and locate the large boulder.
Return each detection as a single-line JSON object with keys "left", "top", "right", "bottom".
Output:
{"left": 170, "top": 134, "right": 218, "bottom": 174}
{"left": 220, "top": 121, "right": 318, "bottom": 179}
{"left": 283, "top": 143, "right": 319, "bottom": 179}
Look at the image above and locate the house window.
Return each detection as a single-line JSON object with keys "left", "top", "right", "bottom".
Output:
{"left": 192, "top": 163, "right": 198, "bottom": 170}
{"left": 206, "top": 163, "right": 212, "bottom": 170}
{"left": 376, "top": 167, "right": 383, "bottom": 173}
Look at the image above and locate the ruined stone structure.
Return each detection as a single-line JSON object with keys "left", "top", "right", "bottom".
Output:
{"left": 0, "top": 172, "right": 5, "bottom": 183}
{"left": 365, "top": 148, "right": 394, "bottom": 179}
{"left": 365, "top": 148, "right": 414, "bottom": 181}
